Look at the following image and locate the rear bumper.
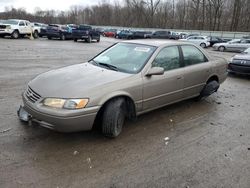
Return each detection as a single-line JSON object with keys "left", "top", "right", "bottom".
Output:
{"left": 228, "top": 63, "right": 250, "bottom": 75}
{"left": 19, "top": 94, "right": 100, "bottom": 132}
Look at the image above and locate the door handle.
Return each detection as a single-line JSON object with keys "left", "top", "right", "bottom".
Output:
{"left": 177, "top": 76, "right": 182, "bottom": 80}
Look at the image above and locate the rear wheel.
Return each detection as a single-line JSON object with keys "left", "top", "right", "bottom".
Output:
{"left": 200, "top": 43, "right": 206, "bottom": 48}
{"left": 196, "top": 80, "right": 220, "bottom": 101}
{"left": 74, "top": 38, "right": 78, "bottom": 42}
{"left": 33, "top": 31, "right": 39, "bottom": 39}
{"left": 218, "top": 46, "right": 225, "bottom": 52}
{"left": 11, "top": 30, "right": 19, "bottom": 39}
{"left": 97, "top": 37, "right": 100, "bottom": 42}
{"left": 47, "top": 36, "right": 52, "bottom": 40}
{"left": 60, "top": 34, "right": 66, "bottom": 40}
{"left": 102, "top": 98, "right": 126, "bottom": 138}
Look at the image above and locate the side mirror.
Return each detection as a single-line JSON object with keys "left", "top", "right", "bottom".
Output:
{"left": 146, "top": 67, "right": 164, "bottom": 76}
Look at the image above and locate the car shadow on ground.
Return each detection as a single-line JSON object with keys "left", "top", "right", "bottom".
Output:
{"left": 228, "top": 72, "right": 250, "bottom": 80}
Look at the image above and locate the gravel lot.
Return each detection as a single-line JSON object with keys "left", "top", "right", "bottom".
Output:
{"left": 0, "top": 37, "right": 249, "bottom": 188}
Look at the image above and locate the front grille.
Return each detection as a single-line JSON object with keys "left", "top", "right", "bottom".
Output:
{"left": 232, "top": 59, "right": 250, "bottom": 66}
{"left": 25, "top": 86, "right": 41, "bottom": 103}
{"left": 0, "top": 25, "right": 6, "bottom": 29}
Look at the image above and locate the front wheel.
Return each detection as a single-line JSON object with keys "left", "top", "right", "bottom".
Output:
{"left": 102, "top": 98, "right": 126, "bottom": 138}
{"left": 200, "top": 43, "right": 206, "bottom": 48}
{"left": 87, "top": 36, "right": 92, "bottom": 43}
{"left": 74, "top": 38, "right": 78, "bottom": 42}
{"left": 11, "top": 30, "right": 19, "bottom": 39}
{"left": 218, "top": 46, "right": 225, "bottom": 52}
{"left": 97, "top": 37, "right": 100, "bottom": 42}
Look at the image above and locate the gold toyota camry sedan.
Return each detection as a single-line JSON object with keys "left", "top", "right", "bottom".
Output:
{"left": 18, "top": 40, "right": 227, "bottom": 137}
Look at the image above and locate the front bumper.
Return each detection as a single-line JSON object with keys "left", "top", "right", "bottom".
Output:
{"left": 0, "top": 29, "right": 13, "bottom": 35}
{"left": 228, "top": 63, "right": 250, "bottom": 75}
{"left": 19, "top": 94, "right": 100, "bottom": 132}
{"left": 73, "top": 35, "right": 89, "bottom": 39}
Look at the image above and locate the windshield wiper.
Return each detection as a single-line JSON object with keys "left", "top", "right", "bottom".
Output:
{"left": 90, "top": 60, "right": 118, "bottom": 71}
{"left": 98, "top": 63, "right": 118, "bottom": 71}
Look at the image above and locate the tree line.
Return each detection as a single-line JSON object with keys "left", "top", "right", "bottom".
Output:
{"left": 0, "top": 0, "right": 249, "bottom": 32}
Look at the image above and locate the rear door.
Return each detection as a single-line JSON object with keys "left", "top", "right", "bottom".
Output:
{"left": 143, "top": 45, "right": 184, "bottom": 110}
{"left": 180, "top": 45, "right": 212, "bottom": 98}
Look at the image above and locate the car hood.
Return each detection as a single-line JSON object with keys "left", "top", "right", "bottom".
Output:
{"left": 233, "top": 54, "right": 250, "bottom": 60}
{"left": 28, "top": 63, "right": 132, "bottom": 98}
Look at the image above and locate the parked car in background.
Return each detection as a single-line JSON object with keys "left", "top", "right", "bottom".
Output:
{"left": 179, "top": 36, "right": 210, "bottom": 48}
{"left": 176, "top": 32, "right": 188, "bottom": 39}
{"left": 18, "top": 40, "right": 227, "bottom": 137}
{"left": 206, "top": 36, "right": 227, "bottom": 47}
{"left": 103, "top": 29, "right": 117, "bottom": 37}
{"left": 185, "top": 33, "right": 200, "bottom": 38}
{"left": 132, "top": 31, "right": 152, "bottom": 39}
{"left": 95, "top": 27, "right": 105, "bottom": 35}
{"left": 117, "top": 30, "right": 134, "bottom": 39}
{"left": 0, "top": 19, "right": 39, "bottom": 39}
{"left": 151, "top": 30, "right": 172, "bottom": 39}
{"left": 72, "top": 24, "right": 100, "bottom": 43}
{"left": 169, "top": 32, "right": 180, "bottom": 40}
{"left": 45, "top": 24, "right": 72, "bottom": 40}
{"left": 31, "top": 22, "right": 47, "bottom": 38}
{"left": 213, "top": 39, "right": 250, "bottom": 52}
{"left": 228, "top": 47, "right": 250, "bottom": 75}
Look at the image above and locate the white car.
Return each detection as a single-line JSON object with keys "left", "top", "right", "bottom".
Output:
{"left": 179, "top": 36, "right": 210, "bottom": 48}
{"left": 0, "top": 19, "right": 40, "bottom": 39}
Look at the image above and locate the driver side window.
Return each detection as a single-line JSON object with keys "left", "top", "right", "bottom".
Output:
{"left": 152, "top": 46, "right": 180, "bottom": 71}
{"left": 19, "top": 21, "right": 25, "bottom": 26}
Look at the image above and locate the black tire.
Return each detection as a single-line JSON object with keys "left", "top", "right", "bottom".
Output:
{"left": 60, "top": 34, "right": 66, "bottom": 40}
{"left": 218, "top": 46, "right": 225, "bottom": 52}
{"left": 33, "top": 31, "right": 39, "bottom": 39}
{"left": 87, "top": 36, "right": 92, "bottom": 43}
{"left": 11, "top": 30, "right": 19, "bottom": 39}
{"left": 102, "top": 98, "right": 126, "bottom": 138}
{"left": 97, "top": 37, "right": 100, "bottom": 42}
{"left": 47, "top": 36, "right": 52, "bottom": 40}
{"left": 74, "top": 38, "right": 78, "bottom": 42}
{"left": 200, "top": 43, "right": 206, "bottom": 48}
{"left": 196, "top": 80, "right": 220, "bottom": 101}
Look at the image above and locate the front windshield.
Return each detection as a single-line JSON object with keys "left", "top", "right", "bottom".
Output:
{"left": 2, "top": 20, "right": 18, "bottom": 25}
{"left": 244, "top": 48, "right": 250, "bottom": 54}
{"left": 92, "top": 43, "right": 156, "bottom": 74}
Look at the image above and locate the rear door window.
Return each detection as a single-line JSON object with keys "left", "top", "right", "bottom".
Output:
{"left": 181, "top": 45, "right": 208, "bottom": 66}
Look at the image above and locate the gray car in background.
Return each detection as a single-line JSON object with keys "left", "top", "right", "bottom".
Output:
{"left": 228, "top": 47, "right": 250, "bottom": 75}
{"left": 213, "top": 39, "right": 250, "bottom": 52}
{"left": 18, "top": 40, "right": 227, "bottom": 137}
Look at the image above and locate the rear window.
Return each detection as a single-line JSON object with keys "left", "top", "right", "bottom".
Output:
{"left": 181, "top": 45, "right": 208, "bottom": 66}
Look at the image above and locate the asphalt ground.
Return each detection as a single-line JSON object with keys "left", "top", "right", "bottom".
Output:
{"left": 0, "top": 37, "right": 249, "bottom": 188}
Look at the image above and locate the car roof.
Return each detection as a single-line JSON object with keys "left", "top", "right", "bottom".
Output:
{"left": 8, "top": 19, "right": 29, "bottom": 22}
{"left": 121, "top": 39, "right": 192, "bottom": 47}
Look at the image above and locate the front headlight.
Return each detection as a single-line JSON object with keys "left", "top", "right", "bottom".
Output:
{"left": 43, "top": 98, "right": 88, "bottom": 109}
{"left": 228, "top": 57, "right": 234, "bottom": 63}
{"left": 6, "top": 25, "right": 11, "bottom": 29}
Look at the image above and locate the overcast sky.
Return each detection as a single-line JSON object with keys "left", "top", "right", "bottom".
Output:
{"left": 0, "top": 0, "right": 113, "bottom": 13}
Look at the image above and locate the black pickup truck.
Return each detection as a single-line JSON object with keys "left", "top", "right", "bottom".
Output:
{"left": 72, "top": 25, "right": 100, "bottom": 43}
